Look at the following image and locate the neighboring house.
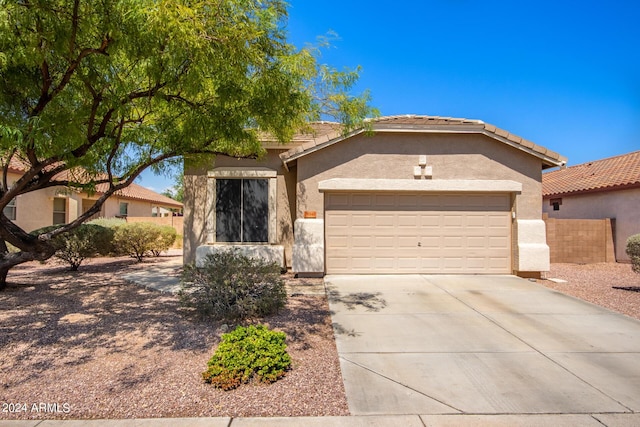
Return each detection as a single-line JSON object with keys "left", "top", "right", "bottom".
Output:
{"left": 543, "top": 150, "right": 640, "bottom": 262}
{"left": 184, "top": 115, "right": 567, "bottom": 277}
{"left": 3, "top": 159, "right": 183, "bottom": 232}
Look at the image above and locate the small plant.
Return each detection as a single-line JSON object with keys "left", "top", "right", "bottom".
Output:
{"left": 626, "top": 234, "right": 640, "bottom": 274}
{"left": 202, "top": 324, "right": 291, "bottom": 390}
{"left": 31, "top": 224, "right": 113, "bottom": 270}
{"left": 179, "top": 250, "right": 286, "bottom": 321}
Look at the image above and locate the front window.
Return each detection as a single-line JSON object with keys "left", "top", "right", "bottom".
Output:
{"left": 119, "top": 202, "right": 129, "bottom": 217}
{"left": 53, "top": 197, "right": 66, "bottom": 224}
{"left": 3, "top": 198, "right": 16, "bottom": 220}
{"left": 216, "top": 179, "right": 268, "bottom": 243}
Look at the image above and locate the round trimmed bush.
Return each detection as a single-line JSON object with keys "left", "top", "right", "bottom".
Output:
{"left": 202, "top": 324, "right": 291, "bottom": 390}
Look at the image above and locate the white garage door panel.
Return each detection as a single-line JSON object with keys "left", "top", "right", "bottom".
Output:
{"left": 325, "top": 192, "right": 512, "bottom": 274}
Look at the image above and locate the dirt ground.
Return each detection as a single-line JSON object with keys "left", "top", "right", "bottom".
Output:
{"left": 2, "top": 255, "right": 639, "bottom": 420}
{"left": 540, "top": 262, "right": 640, "bottom": 320}
{"left": 0, "top": 255, "right": 348, "bottom": 420}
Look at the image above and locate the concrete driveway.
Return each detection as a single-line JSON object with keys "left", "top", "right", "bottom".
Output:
{"left": 325, "top": 275, "right": 640, "bottom": 417}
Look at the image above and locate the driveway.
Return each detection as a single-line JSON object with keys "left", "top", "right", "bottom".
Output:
{"left": 325, "top": 275, "right": 640, "bottom": 416}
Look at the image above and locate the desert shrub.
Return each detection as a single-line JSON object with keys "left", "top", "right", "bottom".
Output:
{"left": 202, "top": 324, "right": 291, "bottom": 390}
{"left": 173, "top": 234, "right": 183, "bottom": 249}
{"left": 626, "top": 234, "right": 640, "bottom": 274}
{"left": 110, "top": 222, "right": 177, "bottom": 260}
{"left": 179, "top": 250, "right": 286, "bottom": 321}
{"left": 87, "top": 217, "right": 127, "bottom": 229}
{"left": 30, "top": 224, "right": 113, "bottom": 270}
{"left": 112, "top": 222, "right": 162, "bottom": 261}
{"left": 150, "top": 225, "right": 177, "bottom": 256}
{"left": 87, "top": 217, "right": 126, "bottom": 255}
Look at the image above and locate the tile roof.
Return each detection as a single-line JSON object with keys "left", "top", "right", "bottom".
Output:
{"left": 543, "top": 150, "right": 640, "bottom": 197}
{"left": 5, "top": 157, "right": 182, "bottom": 207}
{"left": 279, "top": 115, "right": 567, "bottom": 168}
{"left": 97, "top": 182, "right": 183, "bottom": 208}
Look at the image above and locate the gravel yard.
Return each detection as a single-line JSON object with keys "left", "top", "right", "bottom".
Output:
{"left": 540, "top": 262, "right": 640, "bottom": 320}
{"left": 0, "top": 255, "right": 348, "bottom": 420}
{"left": 3, "top": 255, "right": 639, "bottom": 421}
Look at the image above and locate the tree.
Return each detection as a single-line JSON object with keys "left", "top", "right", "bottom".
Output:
{"left": 0, "top": 0, "right": 376, "bottom": 289}
{"left": 161, "top": 167, "right": 184, "bottom": 203}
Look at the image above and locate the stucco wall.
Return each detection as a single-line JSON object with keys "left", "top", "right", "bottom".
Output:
{"left": 296, "top": 132, "right": 544, "bottom": 220}
{"left": 6, "top": 171, "right": 85, "bottom": 231}
{"left": 101, "top": 197, "right": 155, "bottom": 218}
{"left": 543, "top": 187, "right": 640, "bottom": 262}
{"left": 6, "top": 168, "right": 167, "bottom": 232}
{"left": 183, "top": 151, "right": 297, "bottom": 265}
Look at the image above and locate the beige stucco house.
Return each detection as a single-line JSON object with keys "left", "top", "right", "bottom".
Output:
{"left": 543, "top": 150, "right": 640, "bottom": 262}
{"left": 184, "top": 115, "right": 567, "bottom": 277}
{"left": 4, "top": 160, "right": 183, "bottom": 232}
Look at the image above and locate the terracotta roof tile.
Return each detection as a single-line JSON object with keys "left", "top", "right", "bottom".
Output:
{"left": 96, "top": 182, "right": 183, "bottom": 208}
{"left": 543, "top": 150, "right": 640, "bottom": 196}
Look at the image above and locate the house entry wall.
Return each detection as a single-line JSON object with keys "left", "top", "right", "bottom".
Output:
{"left": 324, "top": 192, "right": 512, "bottom": 274}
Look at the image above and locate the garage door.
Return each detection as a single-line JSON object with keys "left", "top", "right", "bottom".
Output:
{"left": 325, "top": 192, "right": 512, "bottom": 274}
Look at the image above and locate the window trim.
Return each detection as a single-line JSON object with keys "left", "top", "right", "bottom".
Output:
{"left": 207, "top": 167, "right": 277, "bottom": 244}
{"left": 119, "top": 202, "right": 129, "bottom": 217}
{"left": 52, "top": 197, "right": 67, "bottom": 225}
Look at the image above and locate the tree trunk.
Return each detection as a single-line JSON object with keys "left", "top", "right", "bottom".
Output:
{"left": 0, "top": 266, "right": 7, "bottom": 291}
{"left": 0, "top": 238, "right": 55, "bottom": 291}
{"left": 0, "top": 240, "right": 9, "bottom": 290}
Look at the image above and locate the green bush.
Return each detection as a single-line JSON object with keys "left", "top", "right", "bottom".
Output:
{"left": 179, "top": 250, "right": 286, "bottom": 321}
{"left": 112, "top": 222, "right": 162, "bottom": 261}
{"left": 87, "top": 217, "right": 126, "bottom": 255}
{"left": 31, "top": 224, "right": 113, "bottom": 270}
{"left": 626, "top": 234, "right": 640, "bottom": 274}
{"left": 150, "top": 225, "right": 177, "bottom": 256}
{"left": 202, "top": 324, "right": 291, "bottom": 390}
{"left": 87, "top": 217, "right": 127, "bottom": 229}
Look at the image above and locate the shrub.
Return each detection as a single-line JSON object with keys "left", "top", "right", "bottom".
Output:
{"left": 179, "top": 250, "right": 286, "bottom": 321}
{"left": 202, "top": 324, "right": 291, "bottom": 390}
{"left": 626, "top": 234, "right": 640, "bottom": 274}
{"left": 87, "top": 217, "right": 127, "bottom": 229}
{"left": 150, "top": 225, "right": 177, "bottom": 256}
{"left": 112, "top": 222, "right": 162, "bottom": 261}
{"left": 30, "top": 224, "right": 113, "bottom": 270}
{"left": 87, "top": 217, "right": 126, "bottom": 255}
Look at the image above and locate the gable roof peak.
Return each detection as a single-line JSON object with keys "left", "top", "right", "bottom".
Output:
{"left": 280, "top": 114, "right": 566, "bottom": 169}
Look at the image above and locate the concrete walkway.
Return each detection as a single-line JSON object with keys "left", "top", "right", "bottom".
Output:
{"left": 120, "top": 250, "right": 184, "bottom": 293}
{"left": 3, "top": 413, "right": 640, "bottom": 426}
{"left": 325, "top": 274, "right": 640, "bottom": 422}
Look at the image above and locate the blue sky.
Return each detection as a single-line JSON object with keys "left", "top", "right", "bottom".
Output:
{"left": 139, "top": 0, "right": 640, "bottom": 193}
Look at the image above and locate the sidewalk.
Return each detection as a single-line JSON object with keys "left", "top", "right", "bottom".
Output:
{"left": 2, "top": 413, "right": 639, "bottom": 426}
{"left": 120, "top": 250, "right": 183, "bottom": 293}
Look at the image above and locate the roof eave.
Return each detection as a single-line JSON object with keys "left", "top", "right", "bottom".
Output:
{"left": 280, "top": 123, "right": 568, "bottom": 168}
{"left": 280, "top": 128, "right": 366, "bottom": 166}
{"left": 543, "top": 181, "right": 640, "bottom": 198}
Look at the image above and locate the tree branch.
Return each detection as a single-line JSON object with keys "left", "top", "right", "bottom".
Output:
{"left": 68, "top": 0, "right": 80, "bottom": 57}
